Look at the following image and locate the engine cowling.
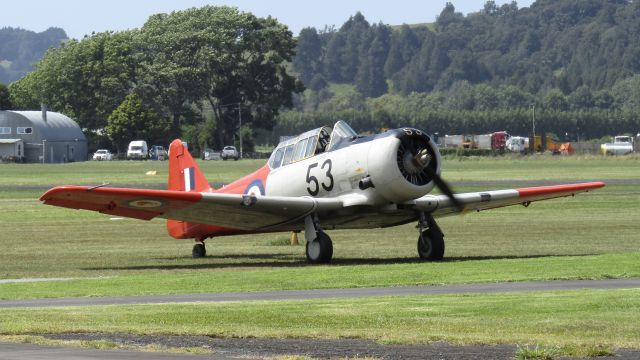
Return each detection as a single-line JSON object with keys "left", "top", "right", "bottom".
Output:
{"left": 367, "top": 128, "right": 441, "bottom": 203}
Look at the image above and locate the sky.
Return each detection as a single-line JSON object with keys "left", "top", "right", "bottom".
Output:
{"left": 1, "top": 0, "right": 534, "bottom": 39}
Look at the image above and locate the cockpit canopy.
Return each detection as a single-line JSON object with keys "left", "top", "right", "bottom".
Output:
{"left": 268, "top": 120, "right": 358, "bottom": 169}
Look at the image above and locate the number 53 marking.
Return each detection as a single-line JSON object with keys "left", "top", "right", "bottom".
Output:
{"left": 306, "top": 159, "right": 334, "bottom": 196}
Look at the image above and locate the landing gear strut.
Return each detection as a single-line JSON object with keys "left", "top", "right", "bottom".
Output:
{"left": 417, "top": 213, "right": 445, "bottom": 261}
{"left": 304, "top": 215, "right": 333, "bottom": 264}
{"left": 192, "top": 241, "right": 206, "bottom": 258}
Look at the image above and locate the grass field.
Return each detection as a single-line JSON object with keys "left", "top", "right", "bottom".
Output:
{"left": 0, "top": 155, "right": 639, "bottom": 352}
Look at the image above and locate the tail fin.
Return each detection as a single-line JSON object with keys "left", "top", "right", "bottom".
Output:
{"left": 167, "top": 139, "right": 211, "bottom": 240}
{"left": 168, "top": 139, "right": 212, "bottom": 192}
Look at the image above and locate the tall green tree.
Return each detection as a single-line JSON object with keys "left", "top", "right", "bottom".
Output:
{"left": 384, "top": 24, "right": 420, "bottom": 79}
{"left": 355, "top": 24, "right": 390, "bottom": 97}
{"left": 139, "top": 6, "right": 302, "bottom": 146}
{"left": 340, "top": 12, "right": 371, "bottom": 83}
{"left": 293, "top": 27, "right": 323, "bottom": 84}
{"left": 106, "top": 93, "right": 171, "bottom": 152}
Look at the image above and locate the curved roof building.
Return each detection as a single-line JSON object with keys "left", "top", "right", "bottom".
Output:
{"left": 0, "top": 110, "right": 87, "bottom": 163}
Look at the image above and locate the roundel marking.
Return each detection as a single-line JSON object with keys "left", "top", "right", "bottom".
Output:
{"left": 127, "top": 199, "right": 165, "bottom": 208}
{"left": 243, "top": 179, "right": 265, "bottom": 196}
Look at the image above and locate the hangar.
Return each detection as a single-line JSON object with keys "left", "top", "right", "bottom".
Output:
{"left": 0, "top": 110, "right": 87, "bottom": 163}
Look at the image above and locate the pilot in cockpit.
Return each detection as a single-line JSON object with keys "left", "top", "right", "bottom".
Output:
{"left": 316, "top": 128, "right": 330, "bottom": 154}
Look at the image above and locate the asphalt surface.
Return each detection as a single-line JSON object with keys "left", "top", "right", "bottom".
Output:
{"left": 2, "top": 279, "right": 639, "bottom": 359}
{"left": 1, "top": 278, "right": 639, "bottom": 308}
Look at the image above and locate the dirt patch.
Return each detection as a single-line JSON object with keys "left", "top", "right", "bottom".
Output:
{"left": 43, "top": 333, "right": 637, "bottom": 359}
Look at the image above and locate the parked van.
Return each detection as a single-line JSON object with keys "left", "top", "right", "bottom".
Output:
{"left": 127, "top": 140, "right": 148, "bottom": 160}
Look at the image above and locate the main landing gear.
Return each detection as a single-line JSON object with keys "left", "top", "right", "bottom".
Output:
{"left": 192, "top": 241, "right": 206, "bottom": 258}
{"left": 304, "top": 216, "right": 333, "bottom": 264}
{"left": 417, "top": 213, "right": 445, "bottom": 261}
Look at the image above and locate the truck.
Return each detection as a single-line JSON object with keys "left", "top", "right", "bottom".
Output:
{"left": 127, "top": 140, "right": 148, "bottom": 160}
{"left": 221, "top": 145, "right": 239, "bottom": 160}
{"left": 601, "top": 135, "right": 634, "bottom": 155}
{"left": 532, "top": 134, "right": 574, "bottom": 155}
{"left": 443, "top": 135, "right": 464, "bottom": 148}
{"left": 444, "top": 132, "right": 509, "bottom": 150}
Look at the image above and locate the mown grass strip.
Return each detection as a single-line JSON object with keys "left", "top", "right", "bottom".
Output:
{"left": 0, "top": 253, "right": 638, "bottom": 300}
{"left": 0, "top": 289, "right": 638, "bottom": 349}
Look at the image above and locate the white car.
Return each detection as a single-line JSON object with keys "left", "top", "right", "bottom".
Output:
{"left": 92, "top": 149, "right": 113, "bottom": 161}
{"left": 221, "top": 146, "right": 239, "bottom": 160}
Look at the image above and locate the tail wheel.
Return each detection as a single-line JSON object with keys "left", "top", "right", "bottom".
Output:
{"left": 306, "top": 231, "right": 333, "bottom": 264}
{"left": 192, "top": 242, "right": 206, "bottom": 258}
{"left": 418, "top": 229, "right": 444, "bottom": 261}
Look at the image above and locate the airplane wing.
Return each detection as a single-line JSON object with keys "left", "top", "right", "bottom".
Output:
{"left": 39, "top": 186, "right": 343, "bottom": 231}
{"left": 409, "top": 182, "right": 606, "bottom": 216}
{"left": 41, "top": 182, "right": 604, "bottom": 231}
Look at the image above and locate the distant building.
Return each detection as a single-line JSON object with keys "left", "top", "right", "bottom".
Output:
{"left": 0, "top": 110, "right": 87, "bottom": 163}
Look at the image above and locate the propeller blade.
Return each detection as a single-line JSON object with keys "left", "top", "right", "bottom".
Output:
{"left": 423, "top": 166, "right": 464, "bottom": 213}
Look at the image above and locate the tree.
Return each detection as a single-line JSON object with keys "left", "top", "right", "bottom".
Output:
{"left": 10, "top": 31, "right": 138, "bottom": 130}
{"left": 8, "top": 72, "right": 40, "bottom": 109}
{"left": 435, "top": 3, "right": 464, "bottom": 32}
{"left": 139, "top": 6, "right": 303, "bottom": 146}
{"left": 568, "top": 85, "right": 594, "bottom": 109}
{"left": 355, "top": 24, "right": 390, "bottom": 97}
{"left": 339, "top": 12, "right": 371, "bottom": 83}
{"left": 474, "top": 84, "right": 499, "bottom": 110}
{"left": 384, "top": 24, "right": 420, "bottom": 78}
{"left": 543, "top": 89, "right": 569, "bottom": 111}
{"left": 293, "top": 27, "right": 323, "bottom": 84}
{"left": 106, "top": 93, "right": 171, "bottom": 152}
{"left": 324, "top": 32, "right": 347, "bottom": 82}
{"left": 0, "top": 83, "right": 12, "bottom": 110}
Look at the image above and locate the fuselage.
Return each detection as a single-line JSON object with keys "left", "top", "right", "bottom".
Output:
{"left": 169, "top": 122, "right": 441, "bottom": 240}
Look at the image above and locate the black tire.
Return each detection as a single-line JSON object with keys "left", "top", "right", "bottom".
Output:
{"left": 305, "top": 231, "right": 333, "bottom": 264}
{"left": 192, "top": 243, "right": 206, "bottom": 258}
{"left": 417, "top": 229, "right": 444, "bottom": 261}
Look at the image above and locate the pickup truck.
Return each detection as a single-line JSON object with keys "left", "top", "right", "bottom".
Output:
{"left": 221, "top": 146, "right": 239, "bottom": 160}
{"left": 601, "top": 135, "right": 634, "bottom": 155}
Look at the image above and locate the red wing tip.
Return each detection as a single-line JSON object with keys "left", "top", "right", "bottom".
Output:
{"left": 517, "top": 181, "right": 606, "bottom": 198}
{"left": 39, "top": 185, "right": 89, "bottom": 201}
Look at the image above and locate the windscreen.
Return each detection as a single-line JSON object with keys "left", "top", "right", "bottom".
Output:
{"left": 327, "top": 120, "right": 358, "bottom": 151}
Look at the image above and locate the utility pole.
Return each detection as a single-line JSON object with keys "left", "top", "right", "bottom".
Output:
{"left": 237, "top": 103, "right": 243, "bottom": 159}
{"left": 530, "top": 104, "right": 536, "bottom": 153}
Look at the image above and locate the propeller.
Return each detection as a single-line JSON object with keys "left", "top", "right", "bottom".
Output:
{"left": 422, "top": 164, "right": 465, "bottom": 213}
{"left": 397, "top": 135, "right": 465, "bottom": 213}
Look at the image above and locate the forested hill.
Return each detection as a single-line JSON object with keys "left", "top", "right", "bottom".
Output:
{"left": 293, "top": 0, "right": 640, "bottom": 97}
{"left": 0, "top": 27, "right": 68, "bottom": 84}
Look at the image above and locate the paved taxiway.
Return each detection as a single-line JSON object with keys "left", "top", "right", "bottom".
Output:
{"left": 1, "top": 278, "right": 638, "bottom": 308}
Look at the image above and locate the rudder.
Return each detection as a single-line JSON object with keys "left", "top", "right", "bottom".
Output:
{"left": 168, "top": 139, "right": 212, "bottom": 192}
{"left": 167, "top": 139, "right": 212, "bottom": 240}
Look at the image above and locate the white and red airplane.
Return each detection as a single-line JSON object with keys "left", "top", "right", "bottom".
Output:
{"left": 40, "top": 121, "right": 605, "bottom": 263}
